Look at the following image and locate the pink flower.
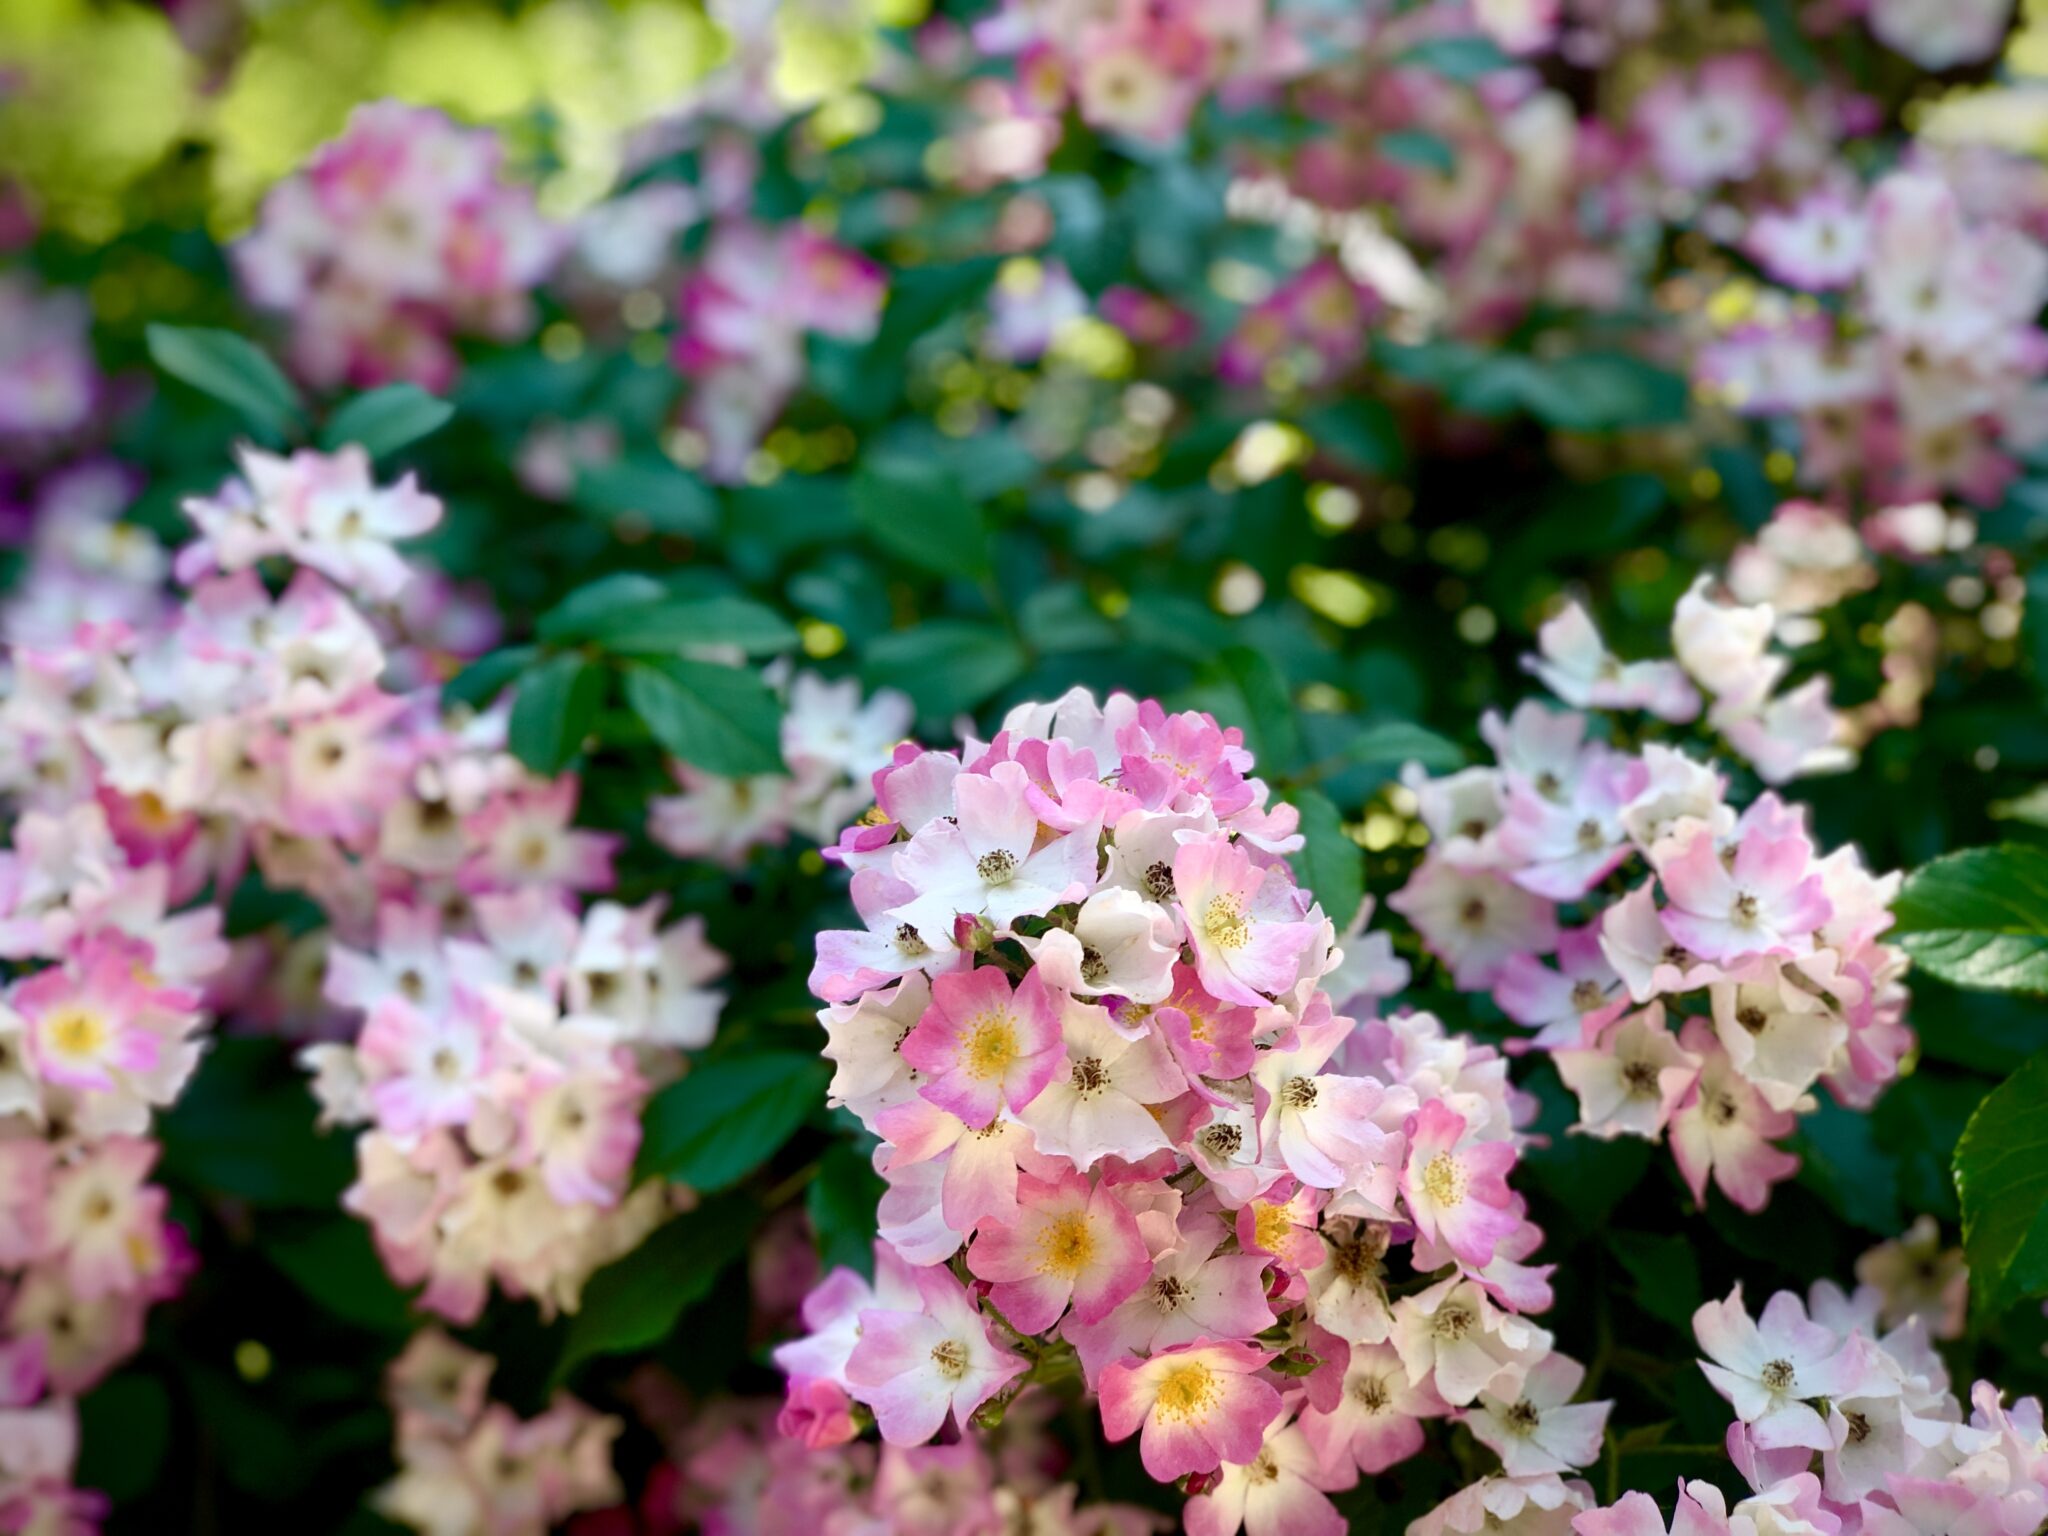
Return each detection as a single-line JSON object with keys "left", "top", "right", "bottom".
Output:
{"left": 1016, "top": 997, "right": 1184, "bottom": 1169}
{"left": 776, "top": 1377, "right": 857, "bottom": 1449}
{"left": 1467, "top": 1353, "right": 1611, "bottom": 1476}
{"left": 1300, "top": 1339, "right": 1450, "bottom": 1475}
{"left": 13, "top": 945, "right": 161, "bottom": 1092}
{"left": 889, "top": 761, "right": 1101, "bottom": 936}
{"left": 1063, "top": 1215, "right": 1276, "bottom": 1385}
{"left": 1098, "top": 1339, "right": 1282, "bottom": 1482}
{"left": 1694, "top": 1285, "right": 1875, "bottom": 1451}
{"left": 1149, "top": 965, "right": 1258, "bottom": 1085}
{"left": 1525, "top": 602, "right": 1700, "bottom": 723}
{"left": 1185, "top": 1419, "right": 1352, "bottom": 1536}
{"left": 965, "top": 1168, "right": 1151, "bottom": 1333}
{"left": 1669, "top": 1023, "right": 1800, "bottom": 1214}
{"left": 1654, "top": 814, "right": 1830, "bottom": 964}
{"left": 1400, "top": 1101, "right": 1520, "bottom": 1270}
{"left": 844, "top": 1264, "right": 1027, "bottom": 1445}
{"left": 1173, "top": 838, "right": 1320, "bottom": 1008}
{"left": 1552, "top": 1006, "right": 1701, "bottom": 1140}
{"left": 900, "top": 966, "right": 1064, "bottom": 1126}
{"left": 1388, "top": 860, "right": 1558, "bottom": 991}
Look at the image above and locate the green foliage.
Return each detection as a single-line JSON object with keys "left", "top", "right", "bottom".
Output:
{"left": 319, "top": 384, "right": 454, "bottom": 458}
{"left": 637, "top": 1051, "right": 831, "bottom": 1191}
{"left": 623, "top": 658, "right": 787, "bottom": 775}
{"left": 555, "top": 1200, "right": 759, "bottom": 1383}
{"left": 507, "top": 651, "right": 605, "bottom": 774}
{"left": 853, "top": 457, "right": 992, "bottom": 579}
{"left": 145, "top": 325, "right": 304, "bottom": 443}
{"left": 1891, "top": 845, "right": 2048, "bottom": 993}
{"left": 1290, "top": 788, "right": 1364, "bottom": 926}
{"left": 1955, "top": 1051, "right": 2048, "bottom": 1314}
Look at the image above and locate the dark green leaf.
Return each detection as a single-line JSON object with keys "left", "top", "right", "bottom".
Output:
{"left": 1291, "top": 788, "right": 1364, "bottom": 926}
{"left": 861, "top": 621, "right": 1028, "bottom": 719}
{"left": 1398, "top": 34, "right": 1513, "bottom": 78}
{"left": 158, "top": 1039, "right": 353, "bottom": 1209}
{"left": 638, "top": 1050, "right": 829, "bottom": 1191}
{"left": 1608, "top": 1232, "right": 1702, "bottom": 1329}
{"left": 443, "top": 644, "right": 539, "bottom": 711}
{"left": 1380, "top": 130, "right": 1457, "bottom": 176}
{"left": 1891, "top": 845, "right": 2048, "bottom": 993}
{"left": 1300, "top": 400, "right": 1407, "bottom": 476}
{"left": 555, "top": 1198, "right": 758, "bottom": 1383}
{"left": 853, "top": 457, "right": 991, "bottom": 579}
{"left": 267, "top": 1218, "right": 418, "bottom": 1333}
{"left": 1797, "top": 1097, "right": 1903, "bottom": 1234}
{"left": 77, "top": 1372, "right": 172, "bottom": 1503}
{"left": 145, "top": 324, "right": 303, "bottom": 442}
{"left": 808, "top": 1140, "right": 885, "bottom": 1277}
{"left": 508, "top": 652, "right": 605, "bottom": 775}
{"left": 571, "top": 595, "right": 799, "bottom": 656}
{"left": 319, "top": 384, "right": 454, "bottom": 458}
{"left": 573, "top": 456, "right": 719, "bottom": 538}
{"left": 536, "top": 574, "right": 671, "bottom": 643}
{"left": 623, "top": 658, "right": 787, "bottom": 775}
{"left": 1212, "top": 646, "right": 1301, "bottom": 772}
{"left": 1348, "top": 719, "right": 1463, "bottom": 772}
{"left": 1955, "top": 1050, "right": 2048, "bottom": 1312}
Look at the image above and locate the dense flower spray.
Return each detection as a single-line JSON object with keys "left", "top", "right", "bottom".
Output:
{"left": 235, "top": 101, "right": 565, "bottom": 391}
{"left": 1393, "top": 580, "right": 1913, "bottom": 1213}
{"left": 778, "top": 686, "right": 1614, "bottom": 1533}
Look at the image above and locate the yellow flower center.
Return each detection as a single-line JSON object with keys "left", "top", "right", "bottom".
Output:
{"left": 1153, "top": 1360, "right": 1220, "bottom": 1423}
{"left": 1252, "top": 1201, "right": 1293, "bottom": 1254}
{"left": 1420, "top": 1153, "right": 1466, "bottom": 1207}
{"left": 1202, "top": 894, "right": 1249, "bottom": 950}
{"left": 963, "top": 1011, "right": 1019, "bottom": 1080}
{"left": 1036, "top": 1212, "right": 1096, "bottom": 1278}
{"left": 45, "top": 1006, "right": 107, "bottom": 1060}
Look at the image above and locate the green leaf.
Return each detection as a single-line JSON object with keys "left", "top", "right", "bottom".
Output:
{"left": 861, "top": 621, "right": 1028, "bottom": 720}
{"left": 1291, "top": 788, "right": 1364, "bottom": 927}
{"left": 1955, "top": 1050, "right": 2048, "bottom": 1312}
{"left": 77, "top": 1372, "right": 172, "bottom": 1504}
{"left": 569, "top": 595, "right": 799, "bottom": 656}
{"left": 573, "top": 456, "right": 719, "bottom": 538}
{"left": 319, "top": 384, "right": 455, "bottom": 458}
{"left": 853, "top": 457, "right": 992, "bottom": 579}
{"left": 536, "top": 574, "right": 670, "bottom": 643}
{"left": 442, "top": 644, "right": 540, "bottom": 711}
{"left": 1347, "top": 719, "right": 1463, "bottom": 772}
{"left": 267, "top": 1217, "right": 417, "bottom": 1333}
{"left": 1398, "top": 34, "right": 1513, "bottom": 78}
{"left": 507, "top": 652, "right": 605, "bottom": 775}
{"left": 623, "top": 658, "right": 787, "bottom": 776}
{"left": 1608, "top": 1232, "right": 1702, "bottom": 1329}
{"left": 808, "top": 1140, "right": 885, "bottom": 1277}
{"left": 1212, "top": 646, "right": 1301, "bottom": 772}
{"left": 638, "top": 1051, "right": 829, "bottom": 1191}
{"left": 146, "top": 324, "right": 303, "bottom": 442}
{"left": 1891, "top": 845, "right": 2048, "bottom": 993}
{"left": 1300, "top": 400, "right": 1406, "bottom": 476}
{"left": 554, "top": 1198, "right": 758, "bottom": 1384}
{"left": 1379, "top": 130, "right": 1457, "bottom": 176}
{"left": 158, "top": 1038, "right": 353, "bottom": 1209}
{"left": 1797, "top": 1097, "right": 1903, "bottom": 1234}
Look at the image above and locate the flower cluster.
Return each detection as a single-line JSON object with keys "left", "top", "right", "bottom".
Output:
{"left": 374, "top": 1329, "right": 622, "bottom": 1536}
{"left": 670, "top": 221, "right": 886, "bottom": 482}
{"left": 1392, "top": 589, "right": 1911, "bottom": 1215}
{"left": 235, "top": 101, "right": 565, "bottom": 392}
{"left": 632, "top": 1392, "right": 1168, "bottom": 1536}
{"left": 0, "top": 477, "right": 227, "bottom": 1535}
{"left": 0, "top": 274, "right": 99, "bottom": 459}
{"left": 1411, "top": 1255, "right": 2024, "bottom": 1536}
{"left": 1698, "top": 156, "right": 2048, "bottom": 511}
{"left": 648, "top": 668, "right": 913, "bottom": 869}
{"left": 304, "top": 884, "right": 726, "bottom": 1322}
{"left": 777, "top": 688, "right": 1623, "bottom": 1533}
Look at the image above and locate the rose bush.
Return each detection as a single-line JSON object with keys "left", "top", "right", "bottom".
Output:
{"left": 2, "top": 0, "right": 2048, "bottom": 1532}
